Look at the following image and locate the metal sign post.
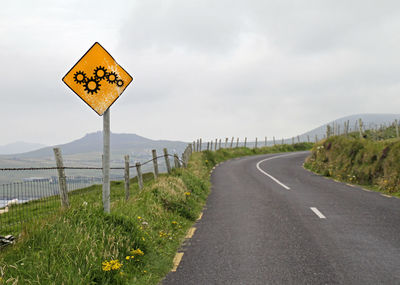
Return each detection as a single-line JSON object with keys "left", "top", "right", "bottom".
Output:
{"left": 62, "top": 42, "right": 133, "bottom": 213}
{"left": 103, "top": 108, "right": 110, "bottom": 213}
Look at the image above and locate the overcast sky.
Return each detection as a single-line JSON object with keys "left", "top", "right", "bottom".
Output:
{"left": 1, "top": 0, "right": 400, "bottom": 146}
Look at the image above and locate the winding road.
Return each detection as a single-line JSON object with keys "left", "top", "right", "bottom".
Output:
{"left": 163, "top": 151, "right": 400, "bottom": 284}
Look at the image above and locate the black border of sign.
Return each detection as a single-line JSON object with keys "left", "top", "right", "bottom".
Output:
{"left": 62, "top": 42, "right": 133, "bottom": 116}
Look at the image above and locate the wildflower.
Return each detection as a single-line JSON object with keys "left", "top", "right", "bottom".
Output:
{"left": 172, "top": 221, "right": 178, "bottom": 225}
{"left": 142, "top": 237, "right": 145, "bottom": 241}
{"left": 102, "top": 261, "right": 111, "bottom": 271}
{"left": 184, "top": 192, "right": 191, "bottom": 196}
{"left": 126, "top": 256, "right": 130, "bottom": 260}
{"left": 131, "top": 248, "right": 144, "bottom": 256}
{"left": 137, "top": 216, "right": 142, "bottom": 220}
{"left": 143, "top": 270, "right": 147, "bottom": 273}
{"left": 102, "top": 260, "right": 122, "bottom": 271}
{"left": 110, "top": 260, "right": 122, "bottom": 270}
{"left": 82, "top": 201, "right": 88, "bottom": 206}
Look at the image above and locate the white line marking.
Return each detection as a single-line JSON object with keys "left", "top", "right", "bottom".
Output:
{"left": 256, "top": 153, "right": 299, "bottom": 190}
{"left": 310, "top": 207, "right": 326, "bottom": 219}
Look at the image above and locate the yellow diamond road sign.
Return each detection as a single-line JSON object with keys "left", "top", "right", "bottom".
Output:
{"left": 62, "top": 42, "right": 133, "bottom": 116}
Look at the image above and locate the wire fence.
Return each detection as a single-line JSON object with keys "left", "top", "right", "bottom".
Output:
{"left": 0, "top": 145, "right": 191, "bottom": 236}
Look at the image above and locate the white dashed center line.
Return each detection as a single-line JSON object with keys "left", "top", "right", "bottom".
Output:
{"left": 310, "top": 207, "right": 326, "bottom": 219}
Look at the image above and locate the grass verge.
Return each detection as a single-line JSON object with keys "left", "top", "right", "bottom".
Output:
{"left": 304, "top": 136, "right": 400, "bottom": 197}
{"left": 0, "top": 143, "right": 312, "bottom": 284}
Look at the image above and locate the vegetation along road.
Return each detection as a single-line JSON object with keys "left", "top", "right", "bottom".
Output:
{"left": 163, "top": 151, "right": 400, "bottom": 284}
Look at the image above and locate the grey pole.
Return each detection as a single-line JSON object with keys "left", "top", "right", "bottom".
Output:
{"left": 53, "top": 148, "right": 69, "bottom": 208}
{"left": 152, "top": 149, "right": 159, "bottom": 179}
{"left": 103, "top": 108, "right": 110, "bottom": 213}
{"left": 164, "top": 148, "right": 172, "bottom": 174}
{"left": 124, "top": 155, "right": 130, "bottom": 201}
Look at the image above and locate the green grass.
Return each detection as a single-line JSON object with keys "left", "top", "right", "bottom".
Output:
{"left": 202, "top": 143, "right": 313, "bottom": 169}
{"left": 0, "top": 154, "right": 210, "bottom": 284}
{"left": 0, "top": 144, "right": 312, "bottom": 284}
{"left": 304, "top": 135, "right": 400, "bottom": 196}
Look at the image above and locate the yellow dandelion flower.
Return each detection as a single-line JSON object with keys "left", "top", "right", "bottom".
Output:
{"left": 102, "top": 261, "right": 111, "bottom": 271}
{"left": 184, "top": 192, "right": 191, "bottom": 196}
{"left": 172, "top": 221, "right": 178, "bottom": 225}
{"left": 130, "top": 248, "right": 144, "bottom": 256}
{"left": 126, "top": 256, "right": 130, "bottom": 260}
{"left": 137, "top": 216, "right": 142, "bottom": 220}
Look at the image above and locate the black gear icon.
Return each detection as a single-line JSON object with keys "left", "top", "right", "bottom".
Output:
{"left": 106, "top": 71, "right": 118, "bottom": 84}
{"left": 73, "top": 71, "right": 87, "bottom": 84}
{"left": 83, "top": 77, "right": 101, "bottom": 95}
{"left": 93, "top": 66, "right": 107, "bottom": 80}
{"left": 116, "top": 79, "right": 124, "bottom": 87}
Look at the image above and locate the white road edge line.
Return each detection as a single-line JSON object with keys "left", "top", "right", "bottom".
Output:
{"left": 310, "top": 207, "right": 326, "bottom": 219}
{"left": 256, "top": 153, "right": 299, "bottom": 190}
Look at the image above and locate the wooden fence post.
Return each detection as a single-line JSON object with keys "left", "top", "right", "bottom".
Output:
{"left": 358, "top": 118, "right": 363, "bottom": 139}
{"left": 396, "top": 119, "right": 399, "bottom": 138}
{"left": 297, "top": 136, "right": 300, "bottom": 143}
{"left": 53, "top": 148, "right": 69, "bottom": 208}
{"left": 136, "top": 162, "right": 143, "bottom": 190}
{"left": 219, "top": 139, "right": 221, "bottom": 149}
{"left": 307, "top": 135, "right": 310, "bottom": 143}
{"left": 124, "top": 155, "right": 130, "bottom": 200}
{"left": 215, "top": 138, "right": 218, "bottom": 151}
{"left": 199, "top": 138, "right": 202, "bottom": 151}
{"left": 315, "top": 134, "right": 318, "bottom": 142}
{"left": 255, "top": 137, "right": 258, "bottom": 149}
{"left": 193, "top": 141, "right": 196, "bottom": 152}
{"left": 164, "top": 148, "right": 172, "bottom": 174}
{"left": 265, "top": 136, "right": 267, "bottom": 147}
{"left": 210, "top": 140, "right": 213, "bottom": 151}
{"left": 273, "top": 136, "right": 276, "bottom": 146}
{"left": 225, "top": 137, "right": 228, "bottom": 148}
{"left": 244, "top": 137, "right": 247, "bottom": 148}
{"left": 207, "top": 142, "right": 210, "bottom": 151}
{"left": 152, "top": 149, "right": 159, "bottom": 179}
{"left": 174, "top": 154, "right": 181, "bottom": 168}
{"left": 236, "top": 137, "right": 239, "bottom": 148}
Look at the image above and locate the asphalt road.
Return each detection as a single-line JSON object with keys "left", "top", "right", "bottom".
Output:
{"left": 162, "top": 151, "right": 400, "bottom": 284}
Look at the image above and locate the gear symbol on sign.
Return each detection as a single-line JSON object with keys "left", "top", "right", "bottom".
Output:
{"left": 116, "top": 79, "right": 124, "bottom": 87}
{"left": 93, "top": 66, "right": 108, "bottom": 80}
{"left": 106, "top": 71, "right": 118, "bottom": 84}
{"left": 83, "top": 77, "right": 101, "bottom": 95}
{"left": 73, "top": 71, "right": 87, "bottom": 84}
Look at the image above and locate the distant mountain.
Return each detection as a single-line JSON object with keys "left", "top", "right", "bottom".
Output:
{"left": 298, "top": 113, "right": 400, "bottom": 142}
{"left": 0, "top": 132, "right": 188, "bottom": 167}
{"left": 0, "top": 142, "right": 47, "bottom": 155}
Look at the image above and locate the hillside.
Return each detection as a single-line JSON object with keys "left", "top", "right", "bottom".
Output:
{"left": 297, "top": 113, "right": 400, "bottom": 142}
{"left": 0, "top": 142, "right": 47, "bottom": 155}
{"left": 0, "top": 132, "right": 188, "bottom": 169}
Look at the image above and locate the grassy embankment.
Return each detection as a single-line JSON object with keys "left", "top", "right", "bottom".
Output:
{"left": 304, "top": 135, "right": 400, "bottom": 196}
{"left": 0, "top": 143, "right": 312, "bottom": 284}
